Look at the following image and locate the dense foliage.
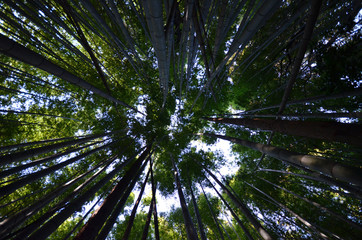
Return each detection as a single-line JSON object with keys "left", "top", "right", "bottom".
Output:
{"left": 0, "top": 0, "right": 361, "bottom": 239}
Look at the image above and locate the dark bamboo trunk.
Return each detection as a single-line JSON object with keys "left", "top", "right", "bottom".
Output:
{"left": 96, "top": 158, "right": 151, "bottom": 240}
{"left": 151, "top": 161, "right": 160, "bottom": 240}
{"left": 121, "top": 168, "right": 151, "bottom": 240}
{"left": 202, "top": 166, "right": 272, "bottom": 240}
{"left": 0, "top": 141, "right": 101, "bottom": 179}
{"left": 190, "top": 183, "right": 207, "bottom": 240}
{"left": 62, "top": 192, "right": 107, "bottom": 240}
{"left": 200, "top": 183, "right": 225, "bottom": 240}
{"left": 26, "top": 149, "right": 144, "bottom": 240}
{"left": 257, "top": 168, "right": 362, "bottom": 200}
{"left": 59, "top": 0, "right": 112, "bottom": 94}
{"left": 0, "top": 141, "right": 114, "bottom": 198}
{"left": 231, "top": 112, "right": 362, "bottom": 119}
{"left": 141, "top": 190, "right": 155, "bottom": 240}
{"left": 193, "top": 4, "right": 211, "bottom": 79}
{"left": 205, "top": 117, "right": 362, "bottom": 147}
{"left": 75, "top": 145, "right": 152, "bottom": 240}
{"left": 244, "top": 181, "right": 330, "bottom": 239}
{"left": 6, "top": 155, "right": 118, "bottom": 240}
{"left": 0, "top": 132, "right": 109, "bottom": 166}
{"left": 0, "top": 33, "right": 139, "bottom": 113}
{"left": 0, "top": 155, "right": 115, "bottom": 236}
{"left": 277, "top": 0, "right": 322, "bottom": 114}
{"left": 257, "top": 177, "right": 362, "bottom": 232}
{"left": 0, "top": 135, "right": 80, "bottom": 152}
{"left": 208, "top": 180, "right": 254, "bottom": 240}
{"left": 172, "top": 157, "right": 199, "bottom": 240}
{"left": 205, "top": 133, "right": 362, "bottom": 187}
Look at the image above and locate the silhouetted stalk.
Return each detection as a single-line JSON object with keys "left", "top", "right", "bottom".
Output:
{"left": 278, "top": 0, "right": 322, "bottom": 114}
{"left": 26, "top": 148, "right": 144, "bottom": 240}
{"left": 96, "top": 157, "right": 151, "bottom": 240}
{"left": 141, "top": 188, "right": 155, "bottom": 240}
{"left": 0, "top": 141, "right": 115, "bottom": 198}
{"left": 151, "top": 161, "right": 160, "bottom": 240}
{"left": 0, "top": 155, "right": 115, "bottom": 235}
{"left": 75, "top": 145, "right": 152, "bottom": 240}
{"left": 61, "top": 188, "right": 111, "bottom": 240}
{"left": 257, "top": 176, "right": 362, "bottom": 232}
{"left": 205, "top": 117, "right": 362, "bottom": 147}
{"left": 200, "top": 182, "right": 225, "bottom": 240}
{"left": 257, "top": 168, "right": 362, "bottom": 200}
{"left": 241, "top": 88, "right": 362, "bottom": 115}
{"left": 201, "top": 165, "right": 272, "bottom": 240}
{"left": 206, "top": 180, "right": 254, "bottom": 240}
{"left": 245, "top": 181, "right": 331, "bottom": 239}
{"left": 0, "top": 132, "right": 109, "bottom": 166}
{"left": 0, "top": 140, "right": 103, "bottom": 179}
{"left": 204, "top": 133, "right": 362, "bottom": 187}
{"left": 0, "top": 135, "right": 78, "bottom": 152}
{"left": 172, "top": 156, "right": 198, "bottom": 240}
{"left": 226, "top": 112, "right": 362, "bottom": 119}
{"left": 121, "top": 166, "right": 151, "bottom": 240}
{"left": 189, "top": 181, "right": 207, "bottom": 240}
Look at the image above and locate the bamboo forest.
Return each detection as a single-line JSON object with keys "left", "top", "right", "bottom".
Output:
{"left": 0, "top": 0, "right": 361, "bottom": 239}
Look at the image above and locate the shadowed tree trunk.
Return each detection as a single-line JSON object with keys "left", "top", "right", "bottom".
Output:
{"left": 141, "top": 187, "right": 156, "bottom": 240}
{"left": 75, "top": 145, "right": 152, "bottom": 240}
{"left": 96, "top": 157, "right": 151, "bottom": 240}
{"left": 172, "top": 156, "right": 199, "bottom": 240}
{"left": 207, "top": 180, "right": 254, "bottom": 240}
{"left": 193, "top": 3, "right": 212, "bottom": 80}
{"left": 229, "top": 112, "right": 362, "bottom": 119}
{"left": 121, "top": 167, "right": 151, "bottom": 240}
{"left": 277, "top": 0, "right": 322, "bottom": 114}
{"left": 63, "top": 190, "right": 108, "bottom": 240}
{"left": 0, "top": 33, "right": 139, "bottom": 113}
{"left": 0, "top": 132, "right": 109, "bottom": 166}
{"left": 204, "top": 133, "right": 362, "bottom": 187}
{"left": 244, "top": 181, "right": 335, "bottom": 239}
{"left": 4, "top": 154, "right": 118, "bottom": 240}
{"left": 0, "top": 155, "right": 116, "bottom": 236}
{"left": 200, "top": 182, "right": 225, "bottom": 240}
{"left": 257, "top": 168, "right": 362, "bottom": 200}
{"left": 190, "top": 181, "right": 207, "bottom": 240}
{"left": 0, "top": 141, "right": 115, "bottom": 198}
{"left": 151, "top": 161, "right": 160, "bottom": 240}
{"left": 59, "top": 0, "right": 112, "bottom": 95}
{"left": 25, "top": 148, "right": 144, "bottom": 240}
{"left": 0, "top": 135, "right": 80, "bottom": 152}
{"left": 257, "top": 176, "right": 362, "bottom": 232}
{"left": 0, "top": 141, "right": 103, "bottom": 178}
{"left": 202, "top": 166, "right": 272, "bottom": 240}
{"left": 205, "top": 117, "right": 362, "bottom": 147}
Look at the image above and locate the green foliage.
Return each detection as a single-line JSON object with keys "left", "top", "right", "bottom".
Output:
{"left": 0, "top": 1, "right": 361, "bottom": 239}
